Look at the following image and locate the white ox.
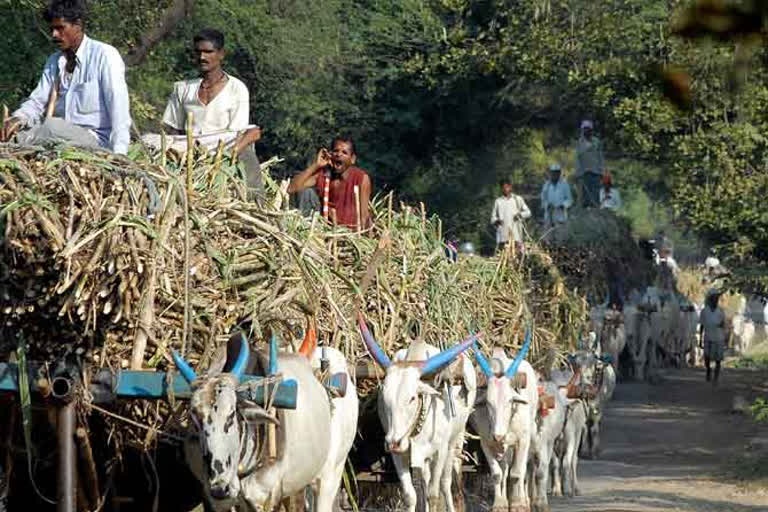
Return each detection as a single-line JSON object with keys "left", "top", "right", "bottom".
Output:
{"left": 569, "top": 351, "right": 616, "bottom": 459}
{"left": 174, "top": 334, "right": 358, "bottom": 512}
{"left": 552, "top": 396, "right": 588, "bottom": 498}
{"left": 359, "top": 318, "right": 477, "bottom": 512}
{"left": 623, "top": 301, "right": 656, "bottom": 381}
{"left": 470, "top": 330, "right": 537, "bottom": 512}
{"left": 528, "top": 377, "right": 567, "bottom": 512}
{"left": 600, "top": 309, "right": 625, "bottom": 374}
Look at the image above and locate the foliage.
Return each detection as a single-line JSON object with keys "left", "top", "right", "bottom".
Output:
{"left": 3, "top": 0, "right": 768, "bottom": 288}
{"left": 751, "top": 397, "right": 768, "bottom": 423}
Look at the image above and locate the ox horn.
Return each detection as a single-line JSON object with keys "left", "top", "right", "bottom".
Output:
{"left": 358, "top": 313, "right": 392, "bottom": 369}
{"left": 505, "top": 326, "right": 532, "bottom": 378}
{"left": 231, "top": 333, "right": 250, "bottom": 380}
{"left": 172, "top": 350, "right": 198, "bottom": 383}
{"left": 420, "top": 333, "right": 479, "bottom": 377}
{"left": 298, "top": 318, "right": 317, "bottom": 359}
{"left": 472, "top": 341, "right": 494, "bottom": 378}
{"left": 268, "top": 333, "right": 279, "bottom": 376}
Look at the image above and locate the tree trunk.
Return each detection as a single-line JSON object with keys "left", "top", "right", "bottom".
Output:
{"left": 125, "top": 0, "right": 194, "bottom": 67}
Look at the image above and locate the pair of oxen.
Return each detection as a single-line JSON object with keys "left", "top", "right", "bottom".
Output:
{"left": 171, "top": 316, "right": 611, "bottom": 512}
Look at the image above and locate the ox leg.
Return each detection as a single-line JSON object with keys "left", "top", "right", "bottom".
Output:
{"left": 572, "top": 433, "right": 582, "bottom": 496}
{"left": 428, "top": 446, "right": 449, "bottom": 512}
{"left": 508, "top": 438, "right": 531, "bottom": 512}
{"left": 530, "top": 445, "right": 552, "bottom": 512}
{"left": 589, "top": 418, "right": 601, "bottom": 459}
{"left": 561, "top": 432, "right": 578, "bottom": 497}
{"left": 392, "top": 455, "right": 419, "bottom": 512}
{"left": 550, "top": 447, "right": 562, "bottom": 497}
{"left": 315, "top": 461, "right": 345, "bottom": 512}
{"left": 478, "top": 441, "right": 507, "bottom": 511}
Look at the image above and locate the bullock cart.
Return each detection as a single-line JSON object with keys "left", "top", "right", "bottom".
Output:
{"left": 0, "top": 348, "right": 300, "bottom": 512}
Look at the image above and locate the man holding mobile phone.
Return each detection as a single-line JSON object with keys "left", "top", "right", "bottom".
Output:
{"left": 288, "top": 136, "right": 372, "bottom": 230}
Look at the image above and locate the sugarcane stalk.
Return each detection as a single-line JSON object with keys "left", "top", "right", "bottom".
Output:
{"left": 130, "top": 183, "right": 176, "bottom": 370}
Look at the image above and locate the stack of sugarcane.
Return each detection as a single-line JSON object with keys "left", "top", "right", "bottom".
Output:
{"left": 543, "top": 208, "right": 655, "bottom": 301}
{"left": 0, "top": 143, "right": 587, "bottom": 446}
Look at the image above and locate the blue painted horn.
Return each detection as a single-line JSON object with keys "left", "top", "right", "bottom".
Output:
{"left": 268, "top": 333, "right": 278, "bottom": 376}
{"left": 472, "top": 341, "right": 494, "bottom": 378}
{"left": 505, "top": 326, "right": 532, "bottom": 378}
{"left": 358, "top": 313, "right": 392, "bottom": 369}
{"left": 172, "top": 350, "right": 198, "bottom": 383}
{"left": 420, "top": 333, "right": 479, "bottom": 377}
{"left": 230, "top": 333, "right": 250, "bottom": 380}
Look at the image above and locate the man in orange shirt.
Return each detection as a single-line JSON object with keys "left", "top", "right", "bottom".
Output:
{"left": 288, "top": 136, "right": 372, "bottom": 229}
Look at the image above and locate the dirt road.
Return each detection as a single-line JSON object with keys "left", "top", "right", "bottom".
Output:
{"left": 551, "top": 367, "right": 768, "bottom": 512}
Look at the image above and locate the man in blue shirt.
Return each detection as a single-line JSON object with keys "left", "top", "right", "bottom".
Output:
{"left": 2, "top": 0, "right": 131, "bottom": 154}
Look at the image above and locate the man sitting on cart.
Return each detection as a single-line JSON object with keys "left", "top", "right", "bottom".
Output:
{"left": 288, "top": 136, "right": 372, "bottom": 230}
{"left": 141, "top": 29, "right": 264, "bottom": 202}
{"left": 2, "top": 0, "right": 131, "bottom": 154}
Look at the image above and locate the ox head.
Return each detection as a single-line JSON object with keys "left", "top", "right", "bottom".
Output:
{"left": 566, "top": 350, "right": 603, "bottom": 396}
{"left": 358, "top": 314, "right": 476, "bottom": 454}
{"left": 173, "top": 333, "right": 279, "bottom": 500}
{"left": 473, "top": 327, "right": 532, "bottom": 450}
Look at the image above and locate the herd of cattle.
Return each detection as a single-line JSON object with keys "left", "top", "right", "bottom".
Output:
{"left": 168, "top": 284, "right": 761, "bottom": 512}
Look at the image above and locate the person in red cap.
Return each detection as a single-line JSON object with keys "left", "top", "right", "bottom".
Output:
{"left": 599, "top": 171, "right": 622, "bottom": 210}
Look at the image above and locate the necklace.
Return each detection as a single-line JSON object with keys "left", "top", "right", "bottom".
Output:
{"left": 200, "top": 72, "right": 226, "bottom": 90}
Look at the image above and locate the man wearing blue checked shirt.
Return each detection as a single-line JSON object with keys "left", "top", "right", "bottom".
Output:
{"left": 2, "top": 0, "right": 131, "bottom": 154}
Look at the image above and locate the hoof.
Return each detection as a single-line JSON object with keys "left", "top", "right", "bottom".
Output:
{"left": 531, "top": 503, "right": 550, "bottom": 512}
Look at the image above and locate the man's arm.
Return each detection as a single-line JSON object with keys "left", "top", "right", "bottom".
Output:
{"left": 491, "top": 198, "right": 500, "bottom": 225}
{"left": 562, "top": 182, "right": 574, "bottom": 209}
{"left": 161, "top": 82, "right": 185, "bottom": 135}
{"left": 360, "top": 172, "right": 372, "bottom": 227}
{"left": 6, "top": 56, "right": 57, "bottom": 137}
{"left": 597, "top": 138, "right": 605, "bottom": 172}
{"left": 287, "top": 149, "right": 330, "bottom": 194}
{"left": 519, "top": 197, "right": 532, "bottom": 219}
{"left": 101, "top": 47, "right": 131, "bottom": 154}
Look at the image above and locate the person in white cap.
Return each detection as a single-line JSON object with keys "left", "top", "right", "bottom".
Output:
{"left": 490, "top": 177, "right": 531, "bottom": 253}
{"left": 540, "top": 163, "right": 573, "bottom": 228}
{"left": 699, "top": 288, "right": 727, "bottom": 384}
{"left": 575, "top": 119, "right": 605, "bottom": 207}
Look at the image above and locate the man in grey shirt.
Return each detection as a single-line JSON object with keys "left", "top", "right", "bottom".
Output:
{"left": 575, "top": 120, "right": 605, "bottom": 208}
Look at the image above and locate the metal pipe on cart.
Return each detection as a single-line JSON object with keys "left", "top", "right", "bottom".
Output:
{"left": 52, "top": 375, "right": 77, "bottom": 512}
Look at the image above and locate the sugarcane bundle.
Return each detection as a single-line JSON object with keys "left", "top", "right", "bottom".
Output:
{"left": 0, "top": 143, "right": 587, "bottom": 447}
{"left": 543, "top": 208, "right": 654, "bottom": 300}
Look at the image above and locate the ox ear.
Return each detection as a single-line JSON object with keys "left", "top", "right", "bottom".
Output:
{"left": 417, "top": 381, "right": 441, "bottom": 397}
{"left": 239, "top": 400, "right": 280, "bottom": 425}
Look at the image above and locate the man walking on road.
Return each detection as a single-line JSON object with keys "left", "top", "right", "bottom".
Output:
{"left": 2, "top": 0, "right": 131, "bottom": 154}
{"left": 490, "top": 178, "right": 531, "bottom": 254}
{"left": 575, "top": 119, "right": 605, "bottom": 208}
{"left": 699, "top": 288, "right": 727, "bottom": 384}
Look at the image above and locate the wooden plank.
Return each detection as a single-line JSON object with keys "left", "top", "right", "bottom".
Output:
{"left": 0, "top": 363, "right": 298, "bottom": 409}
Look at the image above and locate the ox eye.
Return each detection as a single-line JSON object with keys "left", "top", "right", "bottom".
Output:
{"left": 224, "top": 413, "right": 235, "bottom": 433}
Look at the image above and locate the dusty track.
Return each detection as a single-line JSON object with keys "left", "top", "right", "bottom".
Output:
{"left": 551, "top": 367, "right": 768, "bottom": 512}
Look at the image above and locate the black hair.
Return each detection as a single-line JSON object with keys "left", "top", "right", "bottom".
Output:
{"left": 43, "top": 0, "right": 87, "bottom": 24}
{"left": 330, "top": 135, "right": 356, "bottom": 155}
{"left": 193, "top": 28, "right": 225, "bottom": 50}
{"left": 499, "top": 178, "right": 512, "bottom": 187}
